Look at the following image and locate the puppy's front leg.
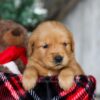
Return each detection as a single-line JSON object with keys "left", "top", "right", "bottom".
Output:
{"left": 58, "top": 68, "right": 75, "bottom": 90}
{"left": 22, "top": 66, "right": 38, "bottom": 90}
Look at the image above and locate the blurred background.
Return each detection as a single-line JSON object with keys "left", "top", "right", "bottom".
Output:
{"left": 0, "top": 0, "right": 99, "bottom": 98}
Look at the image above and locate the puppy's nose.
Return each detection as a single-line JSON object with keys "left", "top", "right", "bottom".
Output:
{"left": 54, "top": 55, "right": 63, "bottom": 64}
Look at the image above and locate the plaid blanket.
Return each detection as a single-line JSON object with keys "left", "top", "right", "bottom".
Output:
{"left": 0, "top": 72, "right": 96, "bottom": 100}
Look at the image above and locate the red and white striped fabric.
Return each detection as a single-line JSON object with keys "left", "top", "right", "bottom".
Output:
{"left": 0, "top": 72, "right": 96, "bottom": 100}
{"left": 59, "top": 75, "right": 96, "bottom": 100}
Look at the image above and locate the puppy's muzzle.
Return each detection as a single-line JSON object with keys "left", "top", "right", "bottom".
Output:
{"left": 54, "top": 55, "right": 63, "bottom": 64}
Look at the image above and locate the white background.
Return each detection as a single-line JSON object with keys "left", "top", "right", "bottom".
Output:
{"left": 63, "top": 0, "right": 100, "bottom": 94}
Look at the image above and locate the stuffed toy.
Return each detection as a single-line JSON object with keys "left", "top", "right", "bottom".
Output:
{"left": 0, "top": 20, "right": 28, "bottom": 74}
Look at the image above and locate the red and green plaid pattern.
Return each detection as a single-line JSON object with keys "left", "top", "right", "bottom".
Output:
{"left": 0, "top": 72, "right": 96, "bottom": 100}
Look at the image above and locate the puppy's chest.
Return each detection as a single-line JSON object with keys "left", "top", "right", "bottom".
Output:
{"left": 38, "top": 68, "right": 59, "bottom": 77}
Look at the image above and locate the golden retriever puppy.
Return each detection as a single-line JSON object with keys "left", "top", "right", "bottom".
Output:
{"left": 22, "top": 21, "right": 84, "bottom": 90}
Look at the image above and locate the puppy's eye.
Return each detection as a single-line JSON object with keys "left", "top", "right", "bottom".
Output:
{"left": 43, "top": 44, "right": 49, "bottom": 48}
{"left": 63, "top": 42, "right": 67, "bottom": 46}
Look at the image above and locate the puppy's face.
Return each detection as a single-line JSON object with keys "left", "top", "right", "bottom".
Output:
{"left": 29, "top": 21, "right": 74, "bottom": 70}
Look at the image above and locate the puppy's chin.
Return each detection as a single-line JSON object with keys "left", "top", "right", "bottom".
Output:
{"left": 42, "top": 61, "right": 68, "bottom": 70}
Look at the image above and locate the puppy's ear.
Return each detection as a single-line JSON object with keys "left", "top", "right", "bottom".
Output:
{"left": 28, "top": 39, "right": 34, "bottom": 56}
{"left": 71, "top": 39, "right": 74, "bottom": 52}
{"left": 69, "top": 32, "right": 74, "bottom": 53}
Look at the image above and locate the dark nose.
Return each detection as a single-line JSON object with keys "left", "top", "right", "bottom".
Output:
{"left": 54, "top": 55, "right": 63, "bottom": 64}
{"left": 12, "top": 29, "right": 21, "bottom": 36}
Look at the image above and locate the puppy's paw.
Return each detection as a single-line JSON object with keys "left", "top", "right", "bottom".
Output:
{"left": 58, "top": 74, "right": 74, "bottom": 90}
{"left": 22, "top": 68, "right": 38, "bottom": 90}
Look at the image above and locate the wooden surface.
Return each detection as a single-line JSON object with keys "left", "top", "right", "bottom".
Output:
{"left": 63, "top": 0, "right": 100, "bottom": 94}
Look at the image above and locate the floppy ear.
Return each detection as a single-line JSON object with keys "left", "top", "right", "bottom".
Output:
{"left": 69, "top": 32, "right": 74, "bottom": 53}
{"left": 28, "top": 39, "right": 34, "bottom": 56}
{"left": 71, "top": 38, "right": 74, "bottom": 52}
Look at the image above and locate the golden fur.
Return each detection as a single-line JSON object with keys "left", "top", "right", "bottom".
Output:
{"left": 22, "top": 21, "right": 84, "bottom": 90}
